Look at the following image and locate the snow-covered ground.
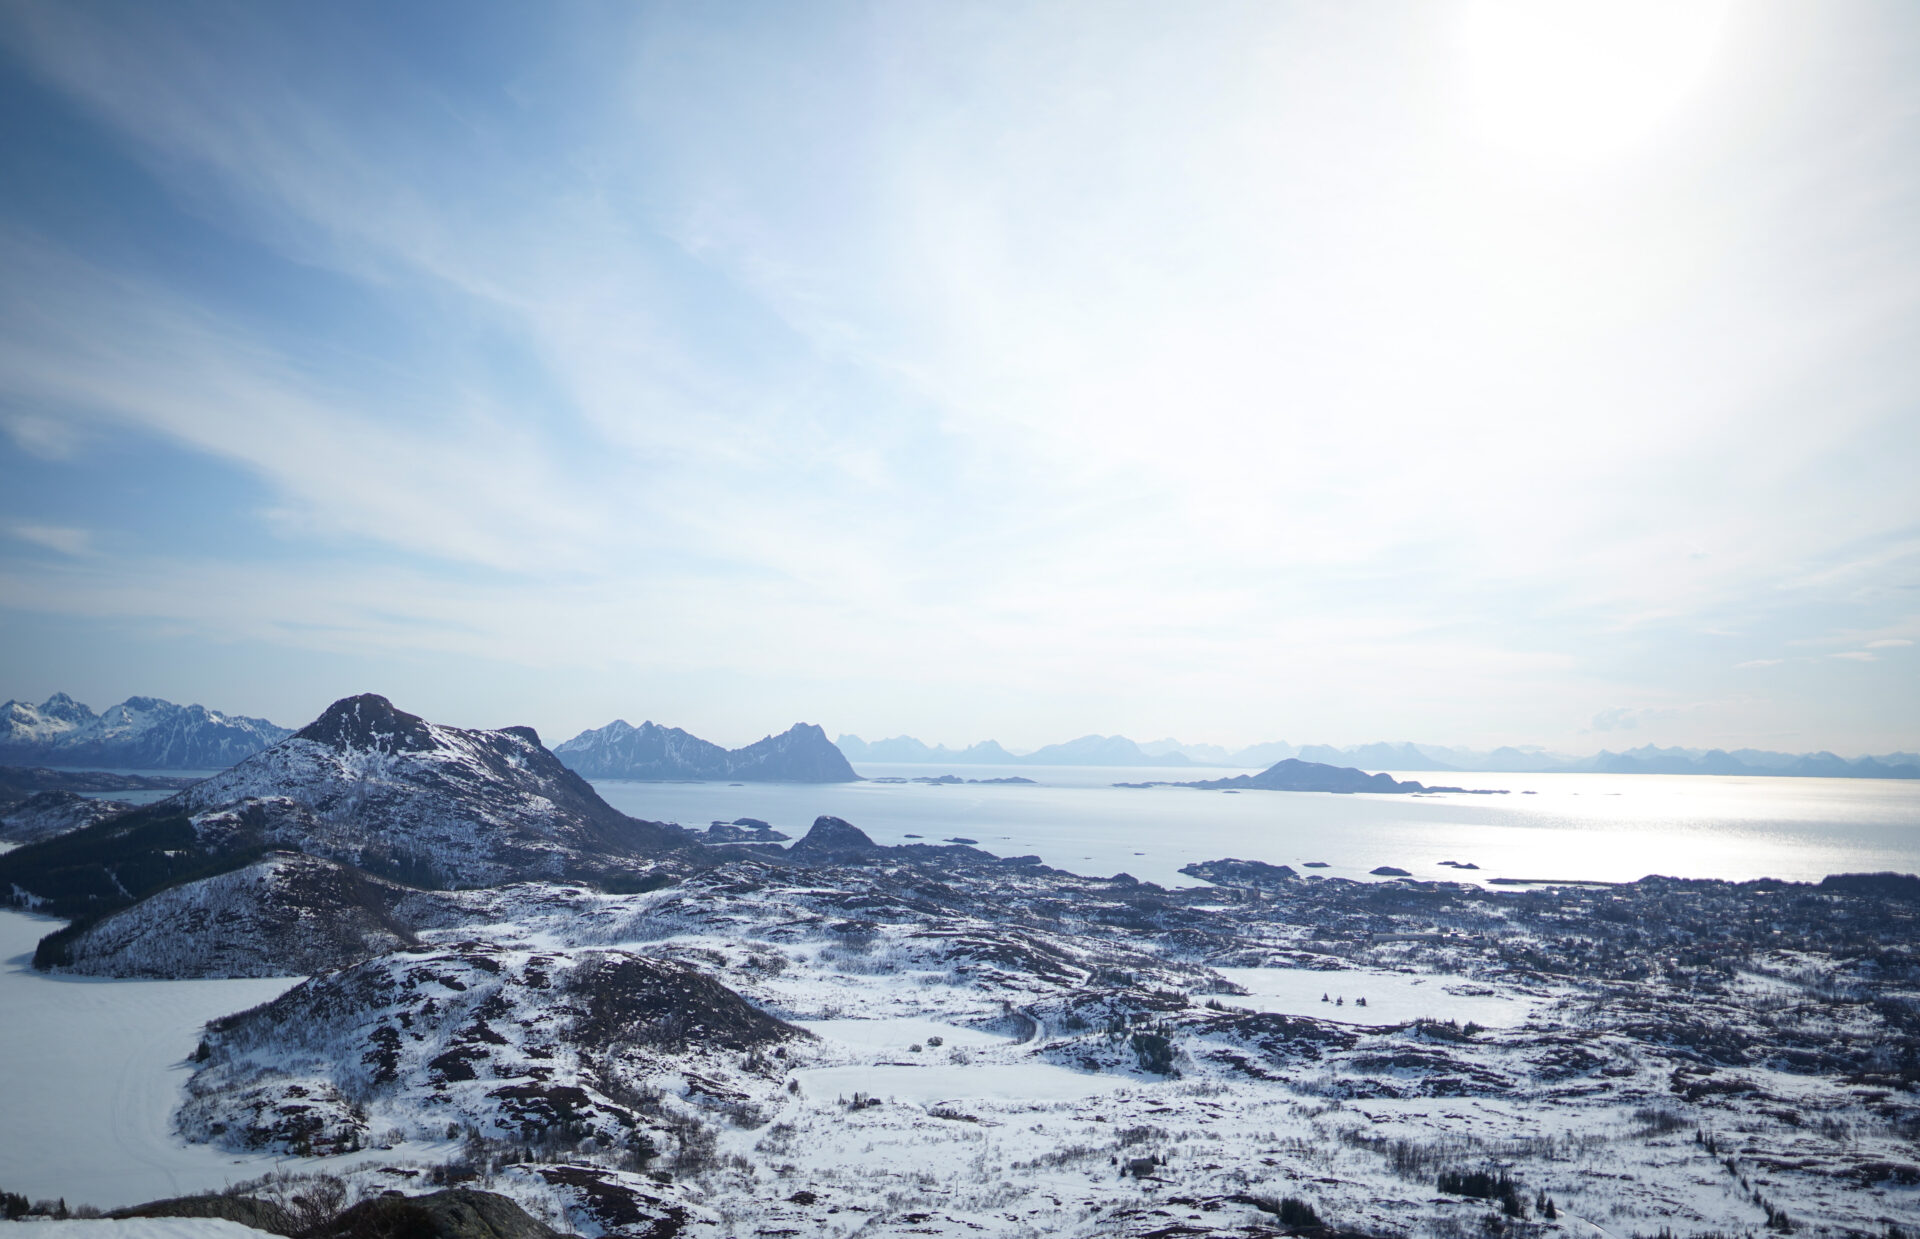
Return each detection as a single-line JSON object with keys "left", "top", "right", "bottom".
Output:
{"left": 0, "top": 911, "right": 300, "bottom": 1208}
{"left": 1212, "top": 965, "right": 1544, "bottom": 1028}
{"left": 0, "top": 1221, "right": 275, "bottom": 1239}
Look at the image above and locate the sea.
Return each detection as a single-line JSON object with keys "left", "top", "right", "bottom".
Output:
{"left": 57, "top": 763, "right": 1920, "bottom": 889}
{"left": 588, "top": 764, "right": 1920, "bottom": 889}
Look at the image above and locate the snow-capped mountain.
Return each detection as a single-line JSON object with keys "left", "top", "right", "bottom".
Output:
{"left": 177, "top": 694, "right": 690, "bottom": 888}
{"left": 0, "top": 693, "right": 291, "bottom": 769}
{"left": 0, "top": 694, "right": 692, "bottom": 920}
{"left": 554, "top": 718, "right": 857, "bottom": 782}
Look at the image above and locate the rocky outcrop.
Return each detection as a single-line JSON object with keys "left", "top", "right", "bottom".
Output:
{"left": 554, "top": 719, "right": 857, "bottom": 782}
{"left": 786, "top": 815, "right": 880, "bottom": 864}
{"left": 305, "top": 1189, "right": 578, "bottom": 1239}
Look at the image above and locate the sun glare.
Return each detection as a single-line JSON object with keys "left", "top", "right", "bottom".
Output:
{"left": 1458, "top": 0, "right": 1732, "bottom": 168}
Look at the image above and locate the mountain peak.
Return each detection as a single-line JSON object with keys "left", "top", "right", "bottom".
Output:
{"left": 37, "top": 692, "right": 97, "bottom": 723}
{"left": 295, "top": 694, "right": 437, "bottom": 754}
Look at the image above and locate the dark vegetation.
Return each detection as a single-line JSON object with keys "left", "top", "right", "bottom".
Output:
{"left": 0, "top": 801, "right": 260, "bottom": 921}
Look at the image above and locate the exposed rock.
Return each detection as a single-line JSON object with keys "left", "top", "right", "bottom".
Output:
{"left": 306, "top": 1189, "right": 577, "bottom": 1239}
{"left": 786, "top": 816, "right": 879, "bottom": 863}
{"left": 109, "top": 1193, "right": 299, "bottom": 1235}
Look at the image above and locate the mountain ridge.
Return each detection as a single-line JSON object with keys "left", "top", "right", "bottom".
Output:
{"left": 835, "top": 731, "right": 1920, "bottom": 778}
{"left": 0, "top": 693, "right": 291, "bottom": 769}
{"left": 554, "top": 718, "right": 856, "bottom": 782}
{"left": 0, "top": 693, "right": 692, "bottom": 924}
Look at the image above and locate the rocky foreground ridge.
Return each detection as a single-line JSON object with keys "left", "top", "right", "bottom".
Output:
{"left": 3, "top": 695, "right": 1918, "bottom": 1237}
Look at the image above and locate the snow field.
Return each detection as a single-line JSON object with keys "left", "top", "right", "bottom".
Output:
{"left": 1212, "top": 964, "right": 1546, "bottom": 1028}
{"left": 0, "top": 1221, "right": 276, "bottom": 1239}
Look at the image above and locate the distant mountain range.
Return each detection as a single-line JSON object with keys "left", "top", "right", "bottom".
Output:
{"left": 554, "top": 719, "right": 857, "bottom": 782}
{"left": 0, "top": 693, "right": 291, "bottom": 769}
{"left": 837, "top": 733, "right": 1920, "bottom": 778}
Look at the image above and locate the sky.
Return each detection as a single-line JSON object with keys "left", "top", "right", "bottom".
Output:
{"left": 0, "top": 0, "right": 1915, "bottom": 755}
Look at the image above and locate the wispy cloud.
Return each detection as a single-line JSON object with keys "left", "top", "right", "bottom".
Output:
{"left": 0, "top": 2, "right": 1916, "bottom": 749}
{"left": 7, "top": 523, "right": 92, "bottom": 556}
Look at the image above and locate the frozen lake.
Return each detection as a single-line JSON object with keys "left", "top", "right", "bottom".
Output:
{"left": 591, "top": 764, "right": 1920, "bottom": 888}
{"left": 0, "top": 910, "right": 301, "bottom": 1209}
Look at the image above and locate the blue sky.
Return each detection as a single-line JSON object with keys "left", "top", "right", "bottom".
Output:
{"left": 0, "top": 0, "right": 1915, "bottom": 753}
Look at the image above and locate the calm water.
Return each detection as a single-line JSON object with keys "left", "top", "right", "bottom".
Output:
{"left": 591, "top": 764, "right": 1920, "bottom": 888}
{"left": 51, "top": 763, "right": 1920, "bottom": 888}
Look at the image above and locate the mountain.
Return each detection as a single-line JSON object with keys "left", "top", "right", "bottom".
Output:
{"left": 0, "top": 693, "right": 690, "bottom": 919}
{"left": 835, "top": 734, "right": 1020, "bottom": 764}
{"left": 555, "top": 719, "right": 856, "bottom": 782}
{"left": 1139, "top": 738, "right": 1239, "bottom": 764}
{"left": 1296, "top": 741, "right": 1456, "bottom": 771}
{"left": 0, "top": 693, "right": 291, "bottom": 769}
{"left": 1023, "top": 734, "right": 1189, "bottom": 766}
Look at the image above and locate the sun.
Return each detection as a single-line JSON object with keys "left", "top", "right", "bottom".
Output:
{"left": 1456, "top": 0, "right": 1732, "bottom": 168}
